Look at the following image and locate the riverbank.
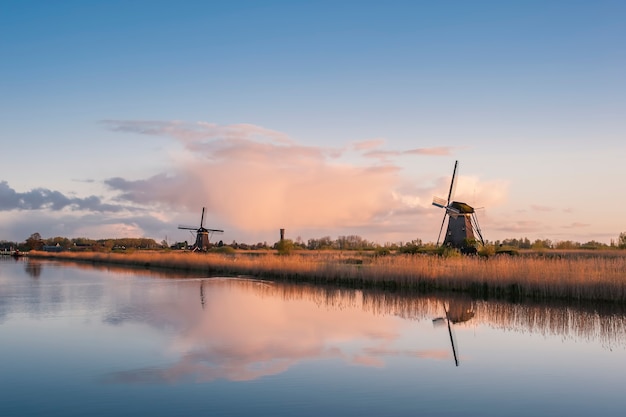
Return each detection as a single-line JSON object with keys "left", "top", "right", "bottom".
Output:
{"left": 28, "top": 249, "right": 626, "bottom": 302}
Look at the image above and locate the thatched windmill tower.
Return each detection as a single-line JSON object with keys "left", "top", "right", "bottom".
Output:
{"left": 432, "top": 161, "right": 485, "bottom": 252}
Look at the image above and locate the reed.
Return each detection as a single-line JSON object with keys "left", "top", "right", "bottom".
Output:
{"left": 28, "top": 250, "right": 626, "bottom": 302}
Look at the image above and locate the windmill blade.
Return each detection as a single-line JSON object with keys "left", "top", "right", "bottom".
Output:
{"left": 200, "top": 207, "right": 206, "bottom": 228}
{"left": 443, "top": 303, "right": 459, "bottom": 367}
{"left": 446, "top": 160, "right": 459, "bottom": 204}
{"left": 178, "top": 225, "right": 197, "bottom": 230}
{"left": 206, "top": 228, "right": 224, "bottom": 233}
{"left": 436, "top": 212, "right": 447, "bottom": 246}
{"left": 432, "top": 196, "right": 447, "bottom": 208}
{"left": 470, "top": 213, "right": 485, "bottom": 245}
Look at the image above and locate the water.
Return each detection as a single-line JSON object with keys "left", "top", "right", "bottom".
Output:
{"left": 1, "top": 257, "right": 626, "bottom": 416}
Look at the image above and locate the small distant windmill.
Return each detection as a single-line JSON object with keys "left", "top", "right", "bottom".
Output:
{"left": 432, "top": 160, "right": 485, "bottom": 252}
{"left": 178, "top": 207, "right": 224, "bottom": 252}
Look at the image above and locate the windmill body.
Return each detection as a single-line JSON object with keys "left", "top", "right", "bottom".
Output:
{"left": 443, "top": 213, "right": 476, "bottom": 248}
{"left": 432, "top": 161, "right": 485, "bottom": 252}
{"left": 178, "top": 207, "right": 224, "bottom": 251}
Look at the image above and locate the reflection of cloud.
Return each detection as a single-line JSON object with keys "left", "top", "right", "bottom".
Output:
{"left": 104, "top": 351, "right": 296, "bottom": 384}
{"left": 101, "top": 279, "right": 437, "bottom": 384}
{"left": 100, "top": 277, "right": 476, "bottom": 385}
{"left": 351, "top": 354, "right": 385, "bottom": 367}
{"left": 364, "top": 346, "right": 451, "bottom": 361}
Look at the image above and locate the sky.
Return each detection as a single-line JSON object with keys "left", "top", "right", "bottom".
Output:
{"left": 1, "top": 0, "right": 625, "bottom": 246}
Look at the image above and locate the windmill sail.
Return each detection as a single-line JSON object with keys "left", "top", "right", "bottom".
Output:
{"left": 447, "top": 160, "right": 458, "bottom": 204}
{"left": 432, "top": 196, "right": 448, "bottom": 209}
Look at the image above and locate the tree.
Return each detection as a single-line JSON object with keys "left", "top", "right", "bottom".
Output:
{"left": 25, "top": 233, "right": 43, "bottom": 251}
{"left": 619, "top": 232, "right": 626, "bottom": 249}
{"left": 555, "top": 240, "right": 580, "bottom": 250}
{"left": 307, "top": 236, "right": 333, "bottom": 250}
{"left": 0, "top": 240, "right": 18, "bottom": 251}
{"left": 532, "top": 239, "right": 552, "bottom": 250}
{"left": 581, "top": 240, "right": 607, "bottom": 250}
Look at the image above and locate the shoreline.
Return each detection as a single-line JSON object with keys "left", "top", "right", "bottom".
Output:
{"left": 25, "top": 249, "right": 626, "bottom": 303}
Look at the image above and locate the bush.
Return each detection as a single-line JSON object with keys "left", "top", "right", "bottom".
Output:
{"left": 441, "top": 247, "right": 461, "bottom": 258}
{"left": 210, "top": 246, "right": 236, "bottom": 254}
{"left": 398, "top": 244, "right": 420, "bottom": 254}
{"left": 276, "top": 239, "right": 294, "bottom": 255}
{"left": 374, "top": 247, "right": 391, "bottom": 257}
{"left": 478, "top": 245, "right": 496, "bottom": 257}
{"left": 495, "top": 246, "right": 519, "bottom": 256}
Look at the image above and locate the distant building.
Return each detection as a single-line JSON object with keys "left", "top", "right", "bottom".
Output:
{"left": 42, "top": 243, "right": 64, "bottom": 252}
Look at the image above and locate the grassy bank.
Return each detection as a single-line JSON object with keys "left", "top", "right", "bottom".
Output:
{"left": 28, "top": 250, "right": 626, "bottom": 303}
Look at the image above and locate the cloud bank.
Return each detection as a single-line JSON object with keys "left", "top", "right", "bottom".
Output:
{"left": 101, "top": 120, "right": 466, "bottom": 236}
{"left": 1, "top": 120, "right": 512, "bottom": 243}
{"left": 0, "top": 181, "right": 121, "bottom": 212}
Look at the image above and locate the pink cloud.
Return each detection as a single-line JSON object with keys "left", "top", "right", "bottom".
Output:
{"left": 363, "top": 146, "right": 455, "bottom": 161}
{"left": 403, "top": 146, "right": 455, "bottom": 156}
{"left": 352, "top": 138, "right": 386, "bottom": 151}
{"left": 563, "top": 222, "right": 590, "bottom": 229}
{"left": 101, "top": 120, "right": 509, "bottom": 242}
{"left": 491, "top": 220, "right": 545, "bottom": 234}
{"left": 530, "top": 205, "right": 554, "bottom": 212}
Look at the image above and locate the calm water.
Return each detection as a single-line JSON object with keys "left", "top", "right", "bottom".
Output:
{"left": 1, "top": 258, "right": 626, "bottom": 416}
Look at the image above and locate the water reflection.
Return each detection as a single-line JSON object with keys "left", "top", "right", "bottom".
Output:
{"left": 25, "top": 260, "right": 42, "bottom": 278}
{"left": 103, "top": 278, "right": 419, "bottom": 384}
{"left": 3, "top": 260, "right": 626, "bottom": 386}
{"left": 101, "top": 279, "right": 626, "bottom": 384}
{"left": 432, "top": 298, "right": 475, "bottom": 366}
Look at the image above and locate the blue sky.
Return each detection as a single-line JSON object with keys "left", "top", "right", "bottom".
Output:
{"left": 1, "top": 1, "right": 625, "bottom": 245}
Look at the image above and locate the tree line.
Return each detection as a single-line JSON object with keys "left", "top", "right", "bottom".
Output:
{"left": 0, "top": 233, "right": 160, "bottom": 252}
{"left": 2, "top": 232, "right": 626, "bottom": 253}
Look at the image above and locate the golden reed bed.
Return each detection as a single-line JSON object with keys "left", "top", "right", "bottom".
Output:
{"left": 28, "top": 250, "right": 626, "bottom": 302}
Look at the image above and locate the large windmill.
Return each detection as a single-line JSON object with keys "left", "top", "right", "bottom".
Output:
{"left": 432, "top": 161, "right": 485, "bottom": 252}
{"left": 178, "top": 207, "right": 224, "bottom": 252}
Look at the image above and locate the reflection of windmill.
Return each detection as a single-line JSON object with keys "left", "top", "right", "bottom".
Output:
{"left": 25, "top": 261, "right": 42, "bottom": 278}
{"left": 432, "top": 300, "right": 475, "bottom": 367}
{"left": 178, "top": 207, "right": 224, "bottom": 252}
{"left": 432, "top": 160, "right": 485, "bottom": 253}
{"left": 200, "top": 280, "right": 205, "bottom": 310}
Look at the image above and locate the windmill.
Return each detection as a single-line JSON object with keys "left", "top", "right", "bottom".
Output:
{"left": 432, "top": 160, "right": 485, "bottom": 253}
{"left": 178, "top": 207, "right": 224, "bottom": 252}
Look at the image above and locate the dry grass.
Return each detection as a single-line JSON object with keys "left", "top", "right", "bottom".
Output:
{"left": 28, "top": 250, "right": 626, "bottom": 302}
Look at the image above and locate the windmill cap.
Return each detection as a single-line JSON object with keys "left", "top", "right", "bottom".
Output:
{"left": 450, "top": 201, "right": 475, "bottom": 214}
